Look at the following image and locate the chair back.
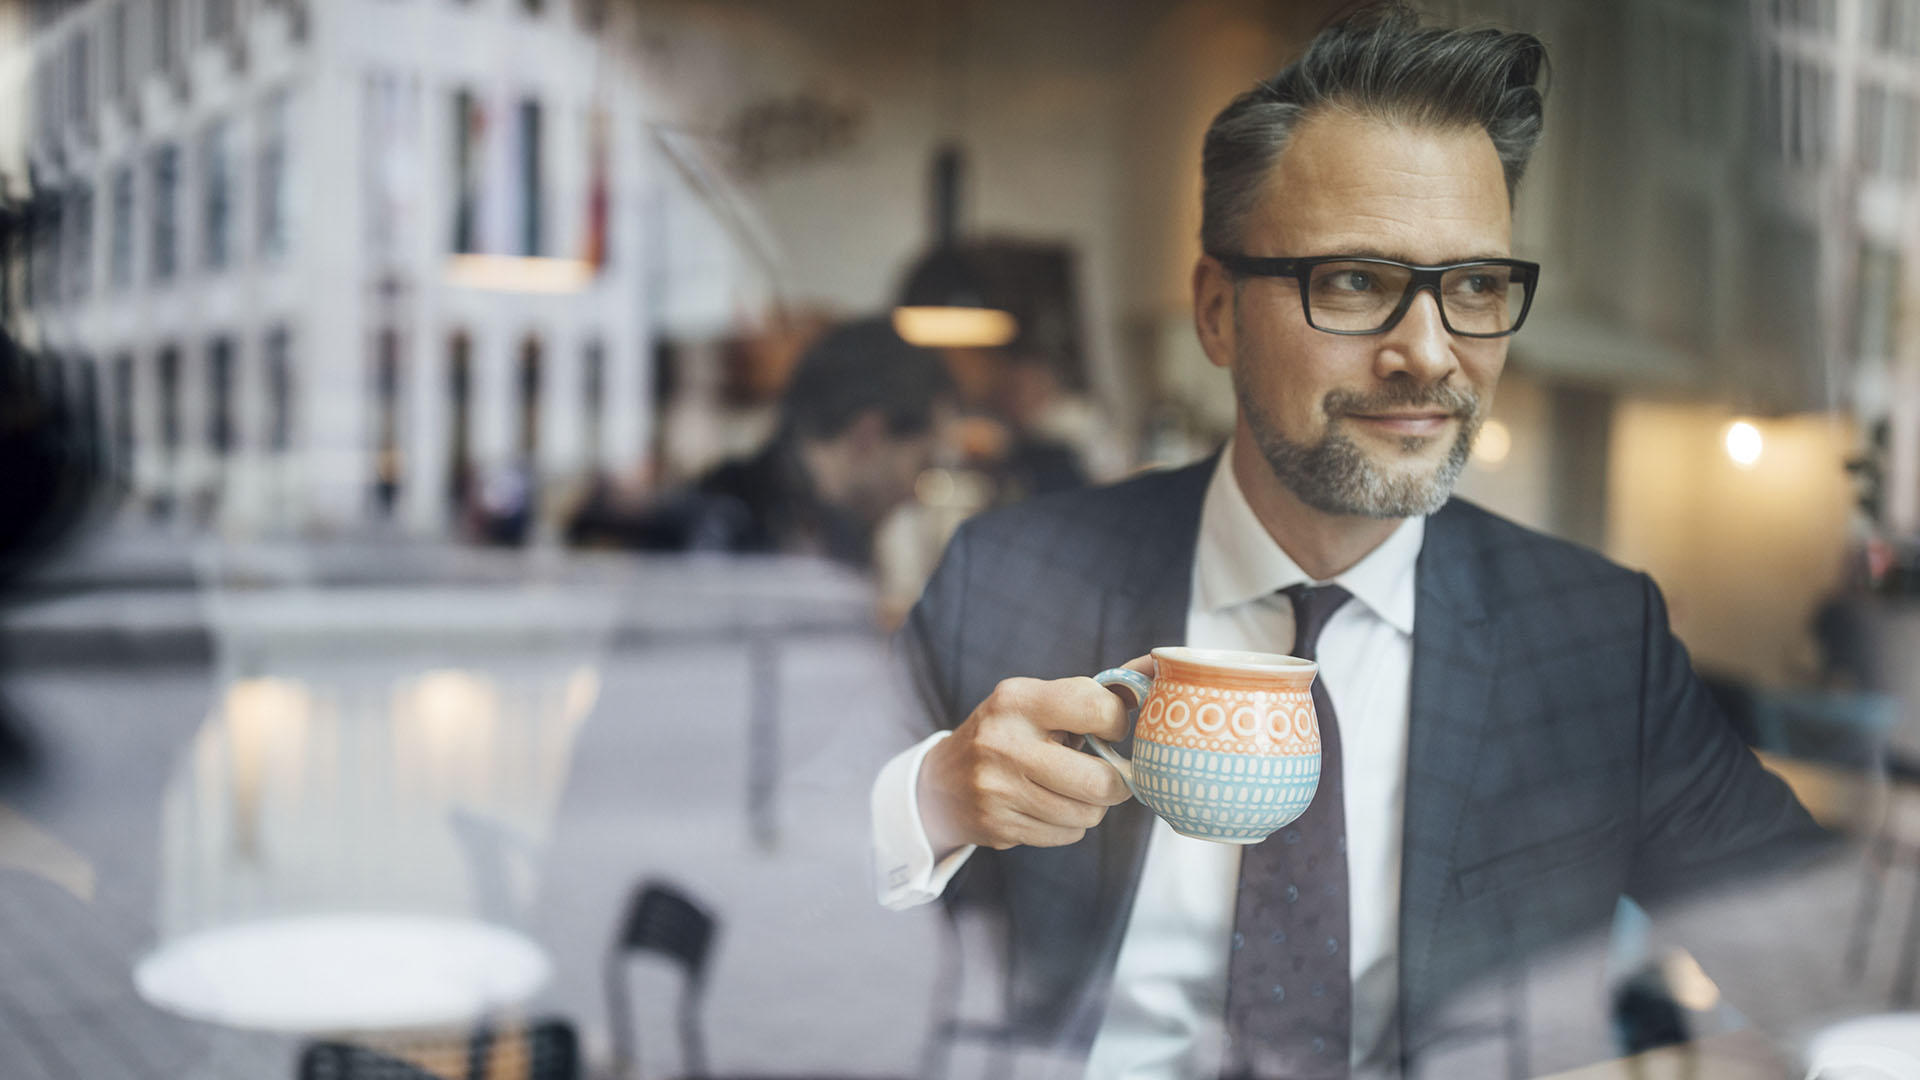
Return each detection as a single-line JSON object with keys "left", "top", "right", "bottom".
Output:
{"left": 617, "top": 881, "right": 716, "bottom": 983}
{"left": 606, "top": 880, "right": 718, "bottom": 1078}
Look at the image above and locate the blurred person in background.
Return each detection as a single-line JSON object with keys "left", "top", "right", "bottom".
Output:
{"left": 872, "top": 5, "right": 1830, "bottom": 1078}
{"left": 0, "top": 196, "right": 105, "bottom": 779}
{"left": 571, "top": 316, "right": 954, "bottom": 569}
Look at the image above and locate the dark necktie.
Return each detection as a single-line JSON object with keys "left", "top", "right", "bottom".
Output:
{"left": 1223, "top": 583, "right": 1354, "bottom": 1079}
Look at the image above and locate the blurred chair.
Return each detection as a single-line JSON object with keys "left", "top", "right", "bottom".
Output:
{"left": 603, "top": 878, "right": 910, "bottom": 1080}
{"left": 296, "top": 1017, "right": 579, "bottom": 1080}
{"left": 605, "top": 880, "right": 716, "bottom": 1080}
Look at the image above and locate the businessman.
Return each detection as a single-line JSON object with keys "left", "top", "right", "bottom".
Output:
{"left": 872, "top": 5, "right": 1826, "bottom": 1078}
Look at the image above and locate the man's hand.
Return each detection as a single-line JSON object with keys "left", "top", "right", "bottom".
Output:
{"left": 918, "top": 658, "right": 1151, "bottom": 854}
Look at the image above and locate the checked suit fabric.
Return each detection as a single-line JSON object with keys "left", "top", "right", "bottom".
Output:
{"left": 1223, "top": 583, "right": 1354, "bottom": 1079}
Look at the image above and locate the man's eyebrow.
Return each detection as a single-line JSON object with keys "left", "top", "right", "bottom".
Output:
{"left": 1315, "top": 247, "right": 1514, "bottom": 264}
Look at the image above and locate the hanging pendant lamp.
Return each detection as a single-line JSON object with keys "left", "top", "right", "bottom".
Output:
{"left": 892, "top": 145, "right": 1018, "bottom": 349}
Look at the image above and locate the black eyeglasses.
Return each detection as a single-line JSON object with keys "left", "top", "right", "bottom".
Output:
{"left": 1212, "top": 254, "right": 1541, "bottom": 338}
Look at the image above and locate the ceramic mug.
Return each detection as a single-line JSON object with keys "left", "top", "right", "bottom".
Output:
{"left": 1088, "top": 647, "right": 1322, "bottom": 844}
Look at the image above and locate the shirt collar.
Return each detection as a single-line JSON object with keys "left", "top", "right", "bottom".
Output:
{"left": 1193, "top": 445, "right": 1423, "bottom": 635}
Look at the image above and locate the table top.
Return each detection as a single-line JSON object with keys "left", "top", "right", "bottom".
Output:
{"left": 1534, "top": 1030, "right": 1792, "bottom": 1079}
{"left": 134, "top": 913, "right": 550, "bottom": 1033}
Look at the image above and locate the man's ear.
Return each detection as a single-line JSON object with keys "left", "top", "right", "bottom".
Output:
{"left": 1193, "top": 256, "right": 1237, "bottom": 370}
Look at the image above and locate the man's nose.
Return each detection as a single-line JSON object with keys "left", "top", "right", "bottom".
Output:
{"left": 1376, "top": 289, "right": 1457, "bottom": 383}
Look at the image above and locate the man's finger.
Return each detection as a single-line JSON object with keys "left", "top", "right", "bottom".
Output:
{"left": 992, "top": 808, "right": 1090, "bottom": 850}
{"left": 1012, "top": 779, "right": 1112, "bottom": 831}
{"left": 1029, "top": 739, "right": 1135, "bottom": 806}
{"left": 1039, "top": 677, "right": 1133, "bottom": 741}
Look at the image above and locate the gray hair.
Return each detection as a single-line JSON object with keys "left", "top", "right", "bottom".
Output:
{"left": 1200, "top": 2, "right": 1548, "bottom": 257}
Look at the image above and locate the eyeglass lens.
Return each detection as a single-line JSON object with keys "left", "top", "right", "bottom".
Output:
{"left": 1305, "top": 261, "right": 1528, "bottom": 335}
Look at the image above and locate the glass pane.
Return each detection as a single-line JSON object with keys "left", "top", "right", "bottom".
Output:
{"left": 1440, "top": 265, "right": 1529, "bottom": 335}
{"left": 1305, "top": 261, "right": 1410, "bottom": 331}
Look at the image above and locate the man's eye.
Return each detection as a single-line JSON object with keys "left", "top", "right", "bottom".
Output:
{"left": 1329, "top": 271, "right": 1375, "bottom": 292}
{"left": 1460, "top": 274, "right": 1498, "bottom": 293}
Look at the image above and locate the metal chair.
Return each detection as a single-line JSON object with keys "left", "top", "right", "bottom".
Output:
{"left": 296, "top": 1017, "right": 579, "bottom": 1080}
{"left": 606, "top": 880, "right": 717, "bottom": 1080}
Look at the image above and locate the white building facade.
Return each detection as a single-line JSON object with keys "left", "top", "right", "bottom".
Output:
{"left": 12, "top": 0, "right": 657, "bottom": 540}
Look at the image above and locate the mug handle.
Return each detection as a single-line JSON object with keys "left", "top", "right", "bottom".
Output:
{"left": 1087, "top": 667, "right": 1154, "bottom": 797}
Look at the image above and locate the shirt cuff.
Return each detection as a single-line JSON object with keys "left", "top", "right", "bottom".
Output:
{"left": 871, "top": 730, "right": 978, "bottom": 909}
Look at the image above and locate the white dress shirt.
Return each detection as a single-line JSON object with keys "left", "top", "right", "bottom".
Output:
{"left": 873, "top": 451, "right": 1422, "bottom": 1079}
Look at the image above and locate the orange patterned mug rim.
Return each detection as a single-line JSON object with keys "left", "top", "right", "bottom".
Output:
{"left": 1150, "top": 646, "right": 1316, "bottom": 676}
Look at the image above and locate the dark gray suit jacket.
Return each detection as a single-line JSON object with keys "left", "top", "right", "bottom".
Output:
{"left": 900, "top": 457, "right": 1826, "bottom": 1070}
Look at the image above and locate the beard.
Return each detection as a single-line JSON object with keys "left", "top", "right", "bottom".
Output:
{"left": 1233, "top": 358, "right": 1484, "bottom": 520}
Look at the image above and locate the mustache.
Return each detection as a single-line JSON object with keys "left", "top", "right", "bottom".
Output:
{"left": 1323, "top": 383, "right": 1480, "bottom": 418}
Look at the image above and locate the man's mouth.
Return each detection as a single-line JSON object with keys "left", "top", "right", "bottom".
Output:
{"left": 1342, "top": 411, "right": 1458, "bottom": 438}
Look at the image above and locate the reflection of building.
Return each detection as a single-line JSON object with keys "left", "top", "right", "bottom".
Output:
{"left": 11, "top": 0, "right": 652, "bottom": 539}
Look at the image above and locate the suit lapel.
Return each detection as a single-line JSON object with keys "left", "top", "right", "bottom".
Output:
{"left": 1398, "top": 502, "right": 1498, "bottom": 1040}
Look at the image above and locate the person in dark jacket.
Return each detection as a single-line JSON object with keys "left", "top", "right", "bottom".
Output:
{"left": 576, "top": 317, "right": 954, "bottom": 568}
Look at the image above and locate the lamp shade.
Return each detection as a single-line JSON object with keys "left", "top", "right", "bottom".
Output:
{"left": 892, "top": 246, "right": 1018, "bottom": 348}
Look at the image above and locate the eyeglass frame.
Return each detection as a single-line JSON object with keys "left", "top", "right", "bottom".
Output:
{"left": 1210, "top": 253, "right": 1542, "bottom": 339}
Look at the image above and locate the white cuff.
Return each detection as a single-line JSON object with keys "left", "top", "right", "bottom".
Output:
{"left": 871, "top": 730, "right": 978, "bottom": 909}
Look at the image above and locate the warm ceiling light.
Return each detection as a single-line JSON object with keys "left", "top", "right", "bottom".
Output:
{"left": 1725, "top": 419, "right": 1763, "bottom": 469}
{"left": 892, "top": 305, "right": 1019, "bottom": 348}
{"left": 445, "top": 254, "right": 594, "bottom": 294}
{"left": 1471, "top": 419, "right": 1512, "bottom": 468}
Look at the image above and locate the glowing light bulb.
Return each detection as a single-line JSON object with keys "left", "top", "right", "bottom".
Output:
{"left": 1471, "top": 419, "right": 1512, "bottom": 468}
{"left": 1725, "top": 420, "right": 1762, "bottom": 469}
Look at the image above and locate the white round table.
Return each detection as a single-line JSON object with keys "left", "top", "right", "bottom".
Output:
{"left": 1803, "top": 1013, "right": 1920, "bottom": 1079}
{"left": 134, "top": 913, "right": 550, "bottom": 1032}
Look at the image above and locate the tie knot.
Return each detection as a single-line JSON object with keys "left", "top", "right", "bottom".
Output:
{"left": 1282, "top": 583, "right": 1352, "bottom": 663}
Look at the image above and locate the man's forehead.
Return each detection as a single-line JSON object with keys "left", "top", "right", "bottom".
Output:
{"left": 1246, "top": 109, "right": 1513, "bottom": 260}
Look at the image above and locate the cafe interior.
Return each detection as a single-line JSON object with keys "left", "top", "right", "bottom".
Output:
{"left": 3, "top": 0, "right": 1920, "bottom": 1076}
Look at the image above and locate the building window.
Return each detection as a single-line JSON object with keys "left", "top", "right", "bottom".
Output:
{"left": 205, "top": 0, "right": 236, "bottom": 43}
{"left": 208, "top": 338, "right": 236, "bottom": 455}
{"left": 1857, "top": 84, "right": 1919, "bottom": 180}
{"left": 108, "top": 1, "right": 130, "bottom": 107}
{"left": 583, "top": 339, "right": 604, "bottom": 470}
{"left": 518, "top": 335, "right": 542, "bottom": 458}
{"left": 447, "top": 332, "right": 473, "bottom": 510}
{"left": 150, "top": 142, "right": 179, "bottom": 282}
{"left": 109, "top": 165, "right": 134, "bottom": 290}
{"left": 265, "top": 326, "right": 293, "bottom": 452}
{"left": 202, "top": 120, "right": 234, "bottom": 270}
{"left": 29, "top": 200, "right": 63, "bottom": 310}
{"left": 450, "top": 92, "right": 545, "bottom": 255}
{"left": 373, "top": 329, "right": 403, "bottom": 516}
{"left": 259, "top": 90, "right": 291, "bottom": 259}
{"left": 155, "top": 0, "right": 179, "bottom": 79}
{"left": 1855, "top": 243, "right": 1902, "bottom": 361}
{"left": 519, "top": 99, "right": 543, "bottom": 256}
{"left": 452, "top": 90, "right": 480, "bottom": 253}
{"left": 65, "top": 182, "right": 93, "bottom": 302}
{"left": 112, "top": 352, "right": 135, "bottom": 489}
{"left": 157, "top": 346, "right": 182, "bottom": 458}
{"left": 66, "top": 28, "right": 92, "bottom": 138}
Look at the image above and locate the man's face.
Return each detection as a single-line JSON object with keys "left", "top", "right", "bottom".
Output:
{"left": 846, "top": 402, "right": 955, "bottom": 525}
{"left": 1195, "top": 110, "right": 1514, "bottom": 518}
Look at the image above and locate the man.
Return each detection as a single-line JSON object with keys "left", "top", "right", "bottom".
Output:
{"left": 572, "top": 317, "right": 954, "bottom": 567}
{"left": 870, "top": 6, "right": 1826, "bottom": 1078}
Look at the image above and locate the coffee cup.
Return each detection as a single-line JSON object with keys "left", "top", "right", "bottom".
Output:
{"left": 1087, "top": 647, "right": 1321, "bottom": 844}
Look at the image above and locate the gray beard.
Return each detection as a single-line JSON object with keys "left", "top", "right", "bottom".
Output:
{"left": 1233, "top": 362, "right": 1483, "bottom": 520}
